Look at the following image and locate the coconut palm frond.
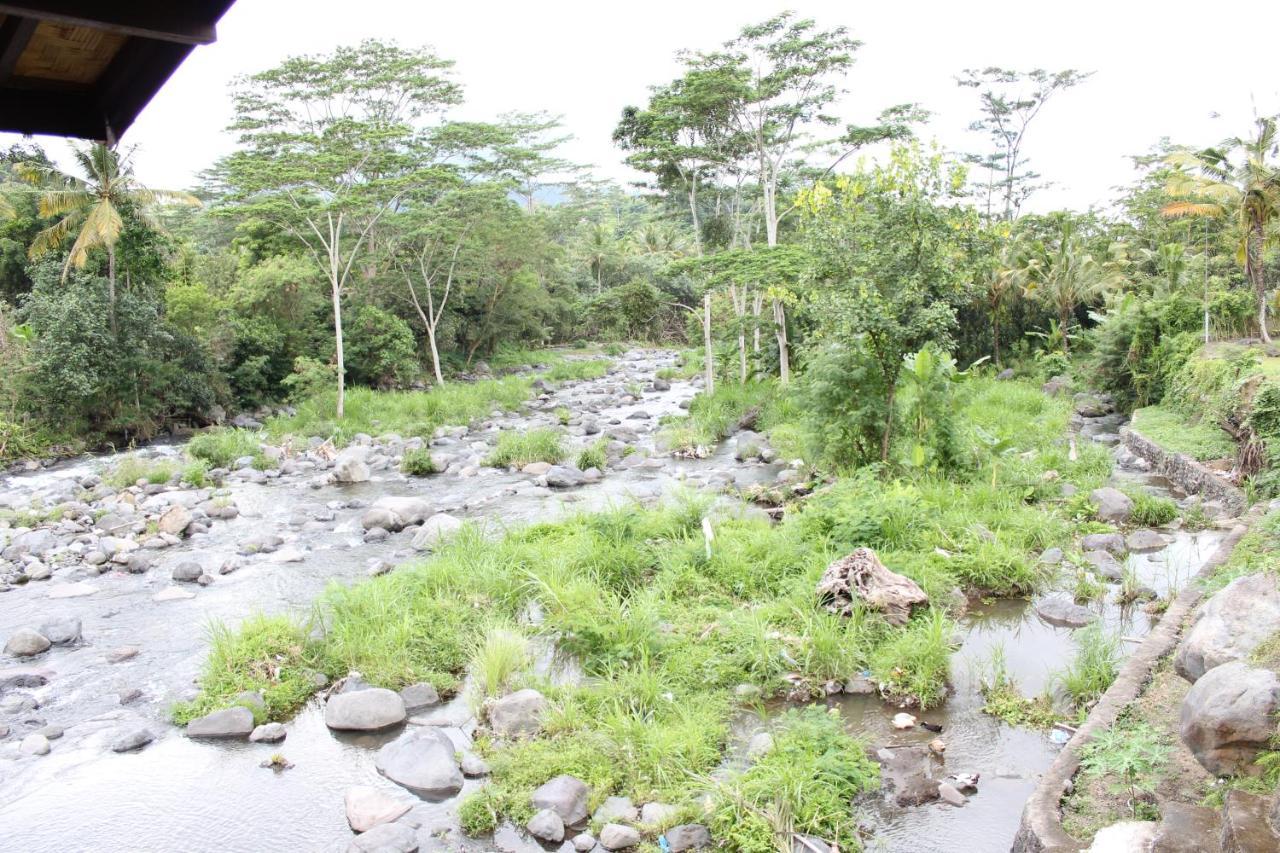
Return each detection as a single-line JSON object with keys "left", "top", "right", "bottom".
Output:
{"left": 0, "top": 194, "right": 14, "bottom": 221}
{"left": 28, "top": 212, "right": 82, "bottom": 260}
{"left": 1161, "top": 200, "right": 1225, "bottom": 219}
{"left": 130, "top": 188, "right": 202, "bottom": 208}
{"left": 36, "top": 189, "right": 95, "bottom": 219}
{"left": 64, "top": 200, "right": 124, "bottom": 269}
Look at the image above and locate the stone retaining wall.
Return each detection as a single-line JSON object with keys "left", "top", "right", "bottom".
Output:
{"left": 1011, "top": 506, "right": 1263, "bottom": 853}
{"left": 1121, "top": 426, "right": 1247, "bottom": 516}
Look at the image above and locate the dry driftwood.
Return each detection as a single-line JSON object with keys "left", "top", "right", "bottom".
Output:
{"left": 816, "top": 548, "right": 928, "bottom": 626}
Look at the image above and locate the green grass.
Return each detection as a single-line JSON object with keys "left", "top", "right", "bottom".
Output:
{"left": 1054, "top": 624, "right": 1121, "bottom": 711}
{"left": 1131, "top": 405, "right": 1235, "bottom": 461}
{"left": 171, "top": 615, "right": 315, "bottom": 725}
{"left": 181, "top": 459, "right": 211, "bottom": 487}
{"left": 1126, "top": 490, "right": 1179, "bottom": 527}
{"left": 469, "top": 625, "right": 531, "bottom": 703}
{"left": 400, "top": 448, "right": 438, "bottom": 476}
{"left": 1204, "top": 508, "right": 1280, "bottom": 591}
{"left": 267, "top": 377, "right": 533, "bottom": 446}
{"left": 576, "top": 438, "right": 608, "bottom": 472}
{"left": 105, "top": 456, "right": 177, "bottom": 489}
{"left": 708, "top": 707, "right": 880, "bottom": 852}
{"left": 868, "top": 608, "right": 953, "bottom": 708}
{"left": 544, "top": 359, "right": 610, "bottom": 383}
{"left": 980, "top": 645, "right": 1057, "bottom": 728}
{"left": 187, "top": 428, "right": 261, "bottom": 468}
{"left": 485, "top": 428, "right": 565, "bottom": 468}
{"left": 660, "top": 381, "right": 774, "bottom": 452}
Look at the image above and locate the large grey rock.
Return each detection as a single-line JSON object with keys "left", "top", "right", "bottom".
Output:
{"left": 375, "top": 728, "right": 463, "bottom": 799}
{"left": 171, "top": 561, "right": 204, "bottom": 582}
{"left": 488, "top": 688, "right": 547, "bottom": 737}
{"left": 665, "top": 825, "right": 712, "bottom": 852}
{"left": 347, "top": 821, "right": 418, "bottom": 853}
{"left": 593, "top": 796, "right": 638, "bottom": 824}
{"left": 1149, "top": 801, "right": 1222, "bottom": 853}
{"left": 531, "top": 774, "right": 589, "bottom": 826}
{"left": 1180, "top": 661, "right": 1280, "bottom": 775}
{"left": 250, "top": 723, "right": 287, "bottom": 743}
{"left": 545, "top": 465, "right": 586, "bottom": 488}
{"left": 1126, "top": 529, "right": 1166, "bottom": 552}
{"left": 640, "top": 802, "right": 679, "bottom": 826}
{"left": 1086, "top": 821, "right": 1156, "bottom": 852}
{"left": 326, "top": 688, "right": 406, "bottom": 731}
{"left": 334, "top": 447, "right": 372, "bottom": 484}
{"left": 157, "top": 505, "right": 192, "bottom": 536}
{"left": 344, "top": 785, "right": 412, "bottom": 832}
{"left": 4, "top": 628, "right": 51, "bottom": 657}
{"left": 599, "top": 824, "right": 642, "bottom": 850}
{"left": 20, "top": 732, "right": 50, "bottom": 755}
{"left": 1080, "top": 532, "right": 1126, "bottom": 556}
{"left": 1090, "top": 488, "right": 1133, "bottom": 524}
{"left": 398, "top": 682, "right": 440, "bottom": 713}
{"left": 1083, "top": 549, "right": 1124, "bottom": 581}
{"left": 526, "top": 808, "right": 565, "bottom": 842}
{"left": 361, "top": 497, "right": 432, "bottom": 532}
{"left": 186, "top": 706, "right": 255, "bottom": 738}
{"left": 1176, "top": 574, "right": 1280, "bottom": 683}
{"left": 410, "top": 514, "right": 463, "bottom": 551}
{"left": 38, "top": 616, "right": 81, "bottom": 646}
{"left": 111, "top": 727, "right": 154, "bottom": 752}
{"left": 1034, "top": 596, "right": 1098, "bottom": 629}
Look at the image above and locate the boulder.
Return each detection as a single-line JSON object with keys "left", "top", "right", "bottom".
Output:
{"left": 527, "top": 808, "right": 565, "bottom": 843}
{"left": 157, "top": 505, "right": 192, "bottom": 536}
{"left": 572, "top": 834, "right": 597, "bottom": 852}
{"left": 333, "top": 447, "right": 372, "bottom": 484}
{"left": 4, "top": 628, "right": 51, "bottom": 657}
{"left": 111, "top": 727, "right": 154, "bottom": 752}
{"left": 20, "top": 732, "right": 50, "bottom": 755}
{"left": 361, "top": 497, "right": 432, "bottom": 532}
{"left": 1083, "top": 549, "right": 1124, "bottom": 581}
{"left": 1086, "top": 821, "right": 1157, "bottom": 852}
{"left": 410, "top": 514, "right": 463, "bottom": 551}
{"left": 344, "top": 785, "right": 412, "bottom": 833}
{"left": 375, "top": 728, "right": 463, "bottom": 799}
{"left": 816, "top": 548, "right": 928, "bottom": 626}
{"left": 250, "top": 723, "right": 287, "bottom": 743}
{"left": 531, "top": 774, "right": 589, "bottom": 826}
{"left": 1175, "top": 574, "right": 1280, "bottom": 683}
{"left": 488, "top": 688, "right": 547, "bottom": 737}
{"left": 1090, "top": 488, "right": 1133, "bottom": 524}
{"left": 640, "top": 802, "right": 679, "bottom": 826}
{"left": 347, "top": 821, "right": 419, "bottom": 853}
{"left": 1034, "top": 596, "right": 1098, "bottom": 629}
{"left": 325, "top": 688, "right": 407, "bottom": 731}
{"left": 522, "top": 461, "right": 553, "bottom": 476}
{"left": 545, "top": 465, "right": 586, "bottom": 489}
{"left": 398, "top": 682, "right": 440, "bottom": 713}
{"left": 599, "top": 824, "right": 641, "bottom": 850}
{"left": 171, "top": 561, "right": 203, "bottom": 582}
{"left": 1149, "top": 802, "right": 1222, "bottom": 853}
{"left": 34, "top": 617, "right": 79, "bottom": 647}
{"left": 1126, "top": 529, "right": 1166, "bottom": 552}
{"left": 186, "top": 707, "right": 255, "bottom": 738}
{"left": 1219, "top": 789, "right": 1280, "bottom": 852}
{"left": 1180, "top": 661, "right": 1280, "bottom": 775}
{"left": 1081, "top": 532, "right": 1126, "bottom": 556}
{"left": 593, "top": 796, "right": 638, "bottom": 824}
{"left": 665, "top": 825, "right": 712, "bottom": 852}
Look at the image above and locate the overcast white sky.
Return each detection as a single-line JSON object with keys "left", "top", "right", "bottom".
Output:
{"left": 7, "top": 0, "right": 1280, "bottom": 213}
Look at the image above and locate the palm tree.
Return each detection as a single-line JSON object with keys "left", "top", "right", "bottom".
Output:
{"left": 581, "top": 221, "right": 620, "bottom": 294}
{"left": 980, "top": 236, "right": 1027, "bottom": 367}
{"left": 1163, "top": 117, "right": 1280, "bottom": 343}
{"left": 1022, "top": 219, "right": 1125, "bottom": 354}
{"left": 16, "top": 143, "right": 199, "bottom": 321}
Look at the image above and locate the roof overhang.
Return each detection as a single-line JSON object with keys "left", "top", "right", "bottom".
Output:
{"left": 0, "top": 2, "right": 236, "bottom": 143}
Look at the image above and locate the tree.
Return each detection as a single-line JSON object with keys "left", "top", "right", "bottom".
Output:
{"left": 801, "top": 144, "right": 976, "bottom": 462}
{"left": 1163, "top": 116, "right": 1280, "bottom": 343}
{"left": 581, "top": 221, "right": 623, "bottom": 294}
{"left": 974, "top": 224, "right": 1027, "bottom": 366}
{"left": 16, "top": 143, "right": 198, "bottom": 327}
{"left": 216, "top": 39, "right": 462, "bottom": 418}
{"left": 1021, "top": 216, "right": 1126, "bottom": 353}
{"left": 956, "top": 68, "right": 1091, "bottom": 220}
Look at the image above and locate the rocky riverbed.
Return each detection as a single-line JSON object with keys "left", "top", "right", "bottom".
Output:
{"left": 0, "top": 362, "right": 1241, "bottom": 852}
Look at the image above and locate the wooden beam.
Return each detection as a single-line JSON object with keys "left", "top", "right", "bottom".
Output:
{"left": 95, "top": 37, "right": 194, "bottom": 141}
{"left": 0, "top": 2, "right": 228, "bottom": 46}
{"left": 0, "top": 86, "right": 103, "bottom": 137}
{"left": 0, "top": 14, "right": 37, "bottom": 82}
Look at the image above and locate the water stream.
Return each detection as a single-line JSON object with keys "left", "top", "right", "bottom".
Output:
{"left": 0, "top": 359, "right": 1227, "bottom": 852}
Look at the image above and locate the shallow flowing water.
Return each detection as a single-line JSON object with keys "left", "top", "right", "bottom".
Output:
{"left": 0, "top": 362, "right": 1228, "bottom": 853}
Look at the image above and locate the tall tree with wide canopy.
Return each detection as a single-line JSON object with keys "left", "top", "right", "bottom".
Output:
{"left": 16, "top": 143, "right": 198, "bottom": 328}
{"left": 1163, "top": 116, "right": 1280, "bottom": 343}
{"left": 215, "top": 39, "right": 461, "bottom": 418}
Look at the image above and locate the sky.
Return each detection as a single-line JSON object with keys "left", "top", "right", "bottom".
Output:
{"left": 6, "top": 0, "right": 1280, "bottom": 214}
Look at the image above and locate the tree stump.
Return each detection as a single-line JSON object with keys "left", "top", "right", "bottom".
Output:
{"left": 817, "top": 548, "right": 928, "bottom": 626}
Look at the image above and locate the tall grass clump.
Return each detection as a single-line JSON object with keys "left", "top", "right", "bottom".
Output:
{"left": 660, "top": 381, "right": 773, "bottom": 451}
{"left": 267, "top": 377, "right": 532, "bottom": 445}
{"left": 470, "top": 625, "right": 531, "bottom": 703}
{"left": 1055, "top": 624, "right": 1120, "bottom": 710}
{"left": 1126, "top": 490, "right": 1178, "bottom": 527}
{"left": 709, "top": 707, "right": 880, "bottom": 853}
{"left": 868, "top": 608, "right": 953, "bottom": 708}
{"left": 544, "top": 359, "right": 609, "bottom": 382}
{"left": 105, "top": 456, "right": 176, "bottom": 489}
{"left": 575, "top": 438, "right": 608, "bottom": 472}
{"left": 485, "top": 428, "right": 565, "bottom": 468}
{"left": 401, "top": 447, "right": 438, "bottom": 476}
{"left": 187, "top": 428, "right": 261, "bottom": 468}
{"left": 171, "top": 614, "right": 315, "bottom": 724}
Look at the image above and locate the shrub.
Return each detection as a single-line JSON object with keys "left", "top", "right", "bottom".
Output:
{"left": 469, "top": 626, "right": 530, "bottom": 702}
{"left": 401, "top": 448, "right": 438, "bottom": 476}
{"left": 187, "top": 428, "right": 260, "bottom": 469}
{"left": 1126, "top": 490, "right": 1178, "bottom": 527}
{"left": 182, "top": 459, "right": 211, "bottom": 487}
{"left": 1080, "top": 721, "right": 1169, "bottom": 819}
{"left": 798, "top": 342, "right": 891, "bottom": 469}
{"left": 105, "top": 456, "right": 176, "bottom": 489}
{"left": 545, "top": 360, "right": 609, "bottom": 382}
{"left": 869, "top": 609, "right": 952, "bottom": 708}
{"left": 485, "top": 429, "right": 565, "bottom": 468}
{"left": 344, "top": 305, "right": 418, "bottom": 388}
{"left": 1054, "top": 624, "right": 1120, "bottom": 710}
{"left": 576, "top": 438, "right": 608, "bottom": 472}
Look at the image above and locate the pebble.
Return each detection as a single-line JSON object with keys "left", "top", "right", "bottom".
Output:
{"left": 20, "top": 733, "right": 50, "bottom": 755}
{"left": 112, "top": 727, "right": 154, "bottom": 752}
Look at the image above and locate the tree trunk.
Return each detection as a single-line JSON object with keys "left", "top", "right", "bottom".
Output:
{"left": 703, "top": 292, "right": 714, "bottom": 396}
{"left": 752, "top": 292, "right": 764, "bottom": 353}
{"left": 880, "top": 382, "right": 897, "bottom": 462}
{"left": 992, "top": 308, "right": 1001, "bottom": 368}
{"left": 688, "top": 180, "right": 702, "bottom": 257}
{"left": 332, "top": 282, "right": 346, "bottom": 419}
{"left": 107, "top": 244, "right": 118, "bottom": 336}
{"left": 729, "top": 284, "right": 747, "bottom": 382}
{"left": 1059, "top": 307, "right": 1071, "bottom": 355}
{"left": 427, "top": 322, "right": 444, "bottom": 386}
{"left": 1248, "top": 222, "right": 1271, "bottom": 343}
{"left": 772, "top": 298, "right": 790, "bottom": 385}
